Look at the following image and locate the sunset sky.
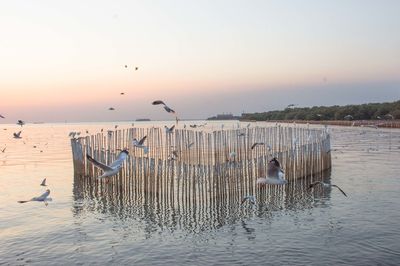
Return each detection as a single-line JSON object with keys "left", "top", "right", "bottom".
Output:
{"left": 1, "top": 0, "right": 399, "bottom": 122}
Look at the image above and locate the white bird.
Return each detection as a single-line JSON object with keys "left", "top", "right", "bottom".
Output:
{"left": 13, "top": 131, "right": 22, "bottom": 139}
{"left": 241, "top": 195, "right": 256, "bottom": 205}
{"left": 40, "top": 178, "right": 47, "bottom": 186}
{"left": 165, "top": 125, "right": 175, "bottom": 133}
{"left": 309, "top": 181, "right": 347, "bottom": 197}
{"left": 18, "top": 189, "right": 52, "bottom": 205}
{"left": 257, "top": 157, "right": 287, "bottom": 185}
{"left": 132, "top": 136, "right": 149, "bottom": 154}
{"left": 86, "top": 149, "right": 129, "bottom": 179}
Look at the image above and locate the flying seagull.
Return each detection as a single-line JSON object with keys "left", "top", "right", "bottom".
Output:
{"left": 17, "top": 120, "right": 25, "bottom": 127}
{"left": 257, "top": 157, "right": 287, "bottom": 185}
{"left": 165, "top": 125, "right": 175, "bottom": 133}
{"left": 309, "top": 181, "right": 347, "bottom": 197}
{"left": 241, "top": 195, "right": 256, "bottom": 205}
{"left": 135, "top": 67, "right": 138, "bottom": 71}
{"left": 1, "top": 146, "right": 6, "bottom": 153}
{"left": 132, "top": 136, "right": 149, "bottom": 154}
{"left": 109, "top": 107, "right": 115, "bottom": 111}
{"left": 152, "top": 100, "right": 175, "bottom": 114}
{"left": 40, "top": 178, "right": 47, "bottom": 186}
{"left": 120, "top": 92, "right": 125, "bottom": 95}
{"left": 86, "top": 149, "right": 129, "bottom": 179}
{"left": 13, "top": 131, "right": 22, "bottom": 139}
{"left": 0, "top": 114, "right": 5, "bottom": 119}
{"left": 18, "top": 189, "right": 52, "bottom": 206}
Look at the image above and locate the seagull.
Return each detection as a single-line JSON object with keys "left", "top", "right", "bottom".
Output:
{"left": 135, "top": 67, "right": 138, "bottom": 71}
{"left": 1, "top": 146, "right": 6, "bottom": 153}
{"left": 251, "top": 142, "right": 264, "bottom": 149}
{"left": 132, "top": 136, "right": 149, "bottom": 154}
{"left": 109, "top": 107, "right": 115, "bottom": 111}
{"left": 152, "top": 100, "right": 175, "bottom": 114}
{"left": 165, "top": 125, "right": 175, "bottom": 133}
{"left": 40, "top": 178, "right": 47, "bottom": 186}
{"left": 0, "top": 114, "right": 5, "bottom": 119}
{"left": 13, "top": 131, "right": 22, "bottom": 139}
{"left": 124, "top": 65, "right": 128, "bottom": 68}
{"left": 241, "top": 195, "right": 256, "bottom": 205}
{"left": 257, "top": 157, "right": 287, "bottom": 185}
{"left": 120, "top": 92, "right": 125, "bottom": 95}
{"left": 114, "top": 125, "right": 118, "bottom": 129}
{"left": 69, "top": 132, "right": 77, "bottom": 138}
{"left": 186, "top": 142, "right": 194, "bottom": 149}
{"left": 344, "top": 115, "right": 353, "bottom": 120}
{"left": 238, "top": 132, "right": 245, "bottom": 137}
{"left": 189, "top": 124, "right": 197, "bottom": 128}
{"left": 18, "top": 189, "right": 52, "bottom": 205}
{"left": 86, "top": 149, "right": 129, "bottom": 179}
{"left": 227, "top": 151, "right": 236, "bottom": 162}
{"left": 309, "top": 181, "right": 347, "bottom": 197}
{"left": 17, "top": 120, "right": 25, "bottom": 127}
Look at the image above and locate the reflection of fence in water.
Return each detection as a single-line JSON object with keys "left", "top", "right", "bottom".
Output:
{"left": 72, "top": 169, "right": 332, "bottom": 232}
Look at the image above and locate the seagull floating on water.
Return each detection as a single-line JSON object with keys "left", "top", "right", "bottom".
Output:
{"left": 40, "top": 178, "right": 47, "bottom": 186}
{"left": 257, "top": 157, "right": 287, "bottom": 185}
{"left": 86, "top": 149, "right": 129, "bottom": 179}
{"left": 132, "top": 136, "right": 149, "bottom": 154}
{"left": 18, "top": 189, "right": 52, "bottom": 206}
{"left": 309, "top": 181, "right": 347, "bottom": 197}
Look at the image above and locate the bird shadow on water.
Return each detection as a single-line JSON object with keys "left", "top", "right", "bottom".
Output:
{"left": 71, "top": 169, "right": 333, "bottom": 239}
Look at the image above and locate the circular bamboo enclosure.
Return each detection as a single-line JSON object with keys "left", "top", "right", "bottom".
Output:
{"left": 71, "top": 125, "right": 332, "bottom": 201}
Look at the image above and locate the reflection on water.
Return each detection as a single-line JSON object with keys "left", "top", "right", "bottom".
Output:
{"left": 72, "top": 168, "right": 332, "bottom": 235}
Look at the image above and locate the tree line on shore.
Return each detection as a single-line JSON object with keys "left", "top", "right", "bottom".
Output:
{"left": 240, "top": 100, "right": 400, "bottom": 121}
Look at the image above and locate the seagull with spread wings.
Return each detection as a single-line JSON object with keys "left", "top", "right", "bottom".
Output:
{"left": 86, "top": 149, "right": 129, "bottom": 179}
{"left": 18, "top": 189, "right": 52, "bottom": 206}
{"left": 132, "top": 136, "right": 149, "bottom": 154}
{"left": 309, "top": 181, "right": 347, "bottom": 197}
{"left": 257, "top": 157, "right": 287, "bottom": 185}
{"left": 40, "top": 178, "right": 47, "bottom": 187}
{"left": 13, "top": 131, "right": 22, "bottom": 139}
{"left": 165, "top": 125, "right": 175, "bottom": 133}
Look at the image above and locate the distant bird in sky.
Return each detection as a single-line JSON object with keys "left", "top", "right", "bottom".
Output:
{"left": 165, "top": 125, "right": 175, "bottom": 133}
{"left": 17, "top": 120, "right": 25, "bottom": 127}
{"left": 40, "top": 178, "right": 47, "bottom": 187}
{"left": 0, "top": 114, "right": 5, "bottom": 119}
{"left": 132, "top": 136, "right": 149, "bottom": 154}
{"left": 86, "top": 149, "right": 129, "bottom": 179}
{"left": 1, "top": 146, "right": 6, "bottom": 153}
{"left": 124, "top": 65, "right": 128, "bottom": 68}
{"left": 241, "top": 195, "right": 256, "bottom": 205}
{"left": 152, "top": 100, "right": 176, "bottom": 114}
{"left": 13, "top": 131, "right": 22, "bottom": 139}
{"left": 309, "top": 181, "right": 347, "bottom": 197}
{"left": 135, "top": 67, "right": 138, "bottom": 71}
{"left": 18, "top": 189, "right": 52, "bottom": 206}
{"left": 109, "top": 107, "right": 115, "bottom": 111}
{"left": 257, "top": 157, "right": 287, "bottom": 185}
{"left": 120, "top": 92, "right": 125, "bottom": 95}
{"left": 251, "top": 142, "right": 264, "bottom": 149}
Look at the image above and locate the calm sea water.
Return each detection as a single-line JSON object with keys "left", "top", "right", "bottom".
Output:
{"left": 1, "top": 121, "right": 400, "bottom": 265}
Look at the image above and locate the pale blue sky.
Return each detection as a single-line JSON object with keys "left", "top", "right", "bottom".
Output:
{"left": 0, "top": 1, "right": 399, "bottom": 121}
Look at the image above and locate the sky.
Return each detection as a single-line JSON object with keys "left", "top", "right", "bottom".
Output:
{"left": 0, "top": 0, "right": 399, "bottom": 122}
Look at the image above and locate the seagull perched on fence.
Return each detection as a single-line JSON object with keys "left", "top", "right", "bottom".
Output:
{"left": 241, "top": 195, "right": 256, "bottom": 205}
{"left": 40, "top": 178, "right": 47, "bottom": 186}
{"left": 13, "top": 131, "right": 22, "bottom": 139}
{"left": 165, "top": 125, "right": 175, "bottom": 133}
{"left": 309, "top": 181, "right": 347, "bottom": 197}
{"left": 86, "top": 149, "right": 129, "bottom": 179}
{"left": 18, "top": 189, "right": 52, "bottom": 206}
{"left": 257, "top": 157, "right": 287, "bottom": 185}
{"left": 132, "top": 136, "right": 149, "bottom": 154}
